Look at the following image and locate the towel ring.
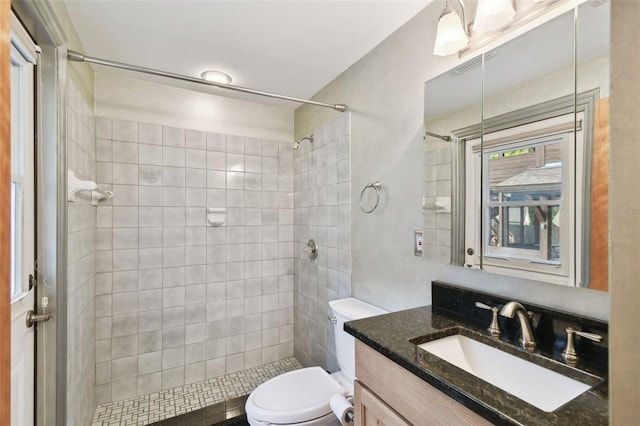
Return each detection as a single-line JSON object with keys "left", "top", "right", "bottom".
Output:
{"left": 360, "top": 181, "right": 382, "bottom": 214}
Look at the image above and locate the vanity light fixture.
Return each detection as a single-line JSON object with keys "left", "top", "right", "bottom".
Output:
{"left": 454, "top": 0, "right": 555, "bottom": 58}
{"left": 200, "top": 70, "right": 232, "bottom": 84}
{"left": 433, "top": 0, "right": 470, "bottom": 56}
{"left": 473, "top": 0, "right": 516, "bottom": 34}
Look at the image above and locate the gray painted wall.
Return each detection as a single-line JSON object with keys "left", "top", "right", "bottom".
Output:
{"left": 294, "top": 3, "right": 608, "bottom": 320}
{"left": 610, "top": 2, "right": 640, "bottom": 421}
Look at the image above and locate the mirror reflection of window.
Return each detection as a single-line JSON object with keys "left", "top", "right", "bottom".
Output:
{"left": 465, "top": 111, "right": 584, "bottom": 287}
{"left": 486, "top": 140, "right": 563, "bottom": 260}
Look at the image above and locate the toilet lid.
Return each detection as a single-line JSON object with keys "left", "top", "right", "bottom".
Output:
{"left": 246, "top": 367, "right": 344, "bottom": 424}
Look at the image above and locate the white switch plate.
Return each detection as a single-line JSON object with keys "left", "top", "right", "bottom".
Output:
{"left": 414, "top": 230, "right": 423, "bottom": 256}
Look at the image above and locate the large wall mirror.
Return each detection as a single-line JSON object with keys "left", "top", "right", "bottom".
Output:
{"left": 423, "top": 0, "right": 610, "bottom": 292}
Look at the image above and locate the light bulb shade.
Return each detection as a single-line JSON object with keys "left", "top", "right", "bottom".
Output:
{"left": 433, "top": 10, "right": 469, "bottom": 56}
{"left": 474, "top": 0, "right": 516, "bottom": 34}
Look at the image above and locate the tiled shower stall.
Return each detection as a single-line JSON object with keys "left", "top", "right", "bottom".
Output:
{"left": 92, "top": 118, "right": 296, "bottom": 403}
{"left": 65, "top": 75, "right": 352, "bottom": 421}
{"left": 293, "top": 114, "right": 352, "bottom": 371}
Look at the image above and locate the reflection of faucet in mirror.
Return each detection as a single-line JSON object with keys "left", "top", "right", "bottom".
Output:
{"left": 499, "top": 301, "right": 536, "bottom": 351}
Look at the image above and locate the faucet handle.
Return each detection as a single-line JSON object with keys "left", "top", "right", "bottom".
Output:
{"left": 475, "top": 302, "right": 501, "bottom": 338}
{"left": 475, "top": 301, "right": 492, "bottom": 310}
{"left": 561, "top": 327, "right": 603, "bottom": 365}
{"left": 574, "top": 329, "right": 603, "bottom": 342}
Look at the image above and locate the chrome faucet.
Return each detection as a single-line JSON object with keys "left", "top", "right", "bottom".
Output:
{"left": 499, "top": 301, "right": 536, "bottom": 351}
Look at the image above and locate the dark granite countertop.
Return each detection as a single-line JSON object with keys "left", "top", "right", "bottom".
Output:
{"left": 345, "top": 305, "right": 608, "bottom": 425}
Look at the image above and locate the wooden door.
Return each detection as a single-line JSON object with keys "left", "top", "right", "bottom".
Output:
{"left": 589, "top": 97, "right": 609, "bottom": 291}
{"left": 1, "top": 2, "right": 15, "bottom": 425}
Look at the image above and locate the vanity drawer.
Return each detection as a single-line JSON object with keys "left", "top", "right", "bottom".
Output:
{"left": 355, "top": 341, "right": 491, "bottom": 426}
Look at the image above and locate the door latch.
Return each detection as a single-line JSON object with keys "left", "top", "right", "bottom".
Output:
{"left": 28, "top": 273, "right": 36, "bottom": 290}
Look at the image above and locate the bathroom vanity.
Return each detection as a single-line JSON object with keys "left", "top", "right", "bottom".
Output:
{"left": 353, "top": 341, "right": 491, "bottom": 425}
{"left": 346, "top": 282, "right": 608, "bottom": 425}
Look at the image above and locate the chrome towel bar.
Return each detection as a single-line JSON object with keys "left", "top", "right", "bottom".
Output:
{"left": 360, "top": 181, "right": 382, "bottom": 214}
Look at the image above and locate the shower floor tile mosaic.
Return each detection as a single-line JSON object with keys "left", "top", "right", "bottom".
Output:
{"left": 149, "top": 395, "right": 250, "bottom": 426}
{"left": 91, "top": 358, "right": 302, "bottom": 426}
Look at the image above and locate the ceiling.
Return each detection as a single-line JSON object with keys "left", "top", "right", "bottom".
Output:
{"left": 63, "top": 0, "right": 432, "bottom": 110}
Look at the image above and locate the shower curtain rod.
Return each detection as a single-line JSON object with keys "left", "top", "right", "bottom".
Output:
{"left": 423, "top": 131, "right": 451, "bottom": 142}
{"left": 67, "top": 50, "right": 347, "bottom": 112}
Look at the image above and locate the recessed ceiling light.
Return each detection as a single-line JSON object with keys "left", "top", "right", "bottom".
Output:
{"left": 200, "top": 70, "right": 232, "bottom": 84}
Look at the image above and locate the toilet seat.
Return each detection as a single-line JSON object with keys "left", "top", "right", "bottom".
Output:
{"left": 245, "top": 367, "right": 345, "bottom": 425}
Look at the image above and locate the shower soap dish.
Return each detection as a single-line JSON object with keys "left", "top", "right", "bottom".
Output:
{"left": 207, "top": 208, "right": 226, "bottom": 226}
{"left": 67, "top": 169, "right": 113, "bottom": 206}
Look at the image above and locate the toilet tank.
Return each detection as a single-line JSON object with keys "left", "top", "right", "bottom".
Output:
{"left": 328, "top": 298, "right": 387, "bottom": 382}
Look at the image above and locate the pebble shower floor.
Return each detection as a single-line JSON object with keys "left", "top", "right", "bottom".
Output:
{"left": 91, "top": 358, "right": 302, "bottom": 425}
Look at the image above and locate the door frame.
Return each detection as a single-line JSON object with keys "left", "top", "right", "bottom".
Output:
{"left": 9, "top": 2, "right": 68, "bottom": 425}
{"left": 1, "top": 3, "right": 13, "bottom": 424}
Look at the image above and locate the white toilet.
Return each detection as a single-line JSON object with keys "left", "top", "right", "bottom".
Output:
{"left": 245, "top": 298, "right": 388, "bottom": 426}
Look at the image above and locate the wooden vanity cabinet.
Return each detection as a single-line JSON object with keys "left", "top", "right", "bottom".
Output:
{"left": 354, "top": 381, "right": 410, "bottom": 426}
{"left": 354, "top": 341, "right": 492, "bottom": 426}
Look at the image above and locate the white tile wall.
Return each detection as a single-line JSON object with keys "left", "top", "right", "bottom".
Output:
{"left": 67, "top": 77, "right": 97, "bottom": 426}
{"left": 293, "top": 113, "right": 351, "bottom": 370}
{"left": 94, "top": 118, "right": 294, "bottom": 403}
{"left": 423, "top": 145, "right": 452, "bottom": 263}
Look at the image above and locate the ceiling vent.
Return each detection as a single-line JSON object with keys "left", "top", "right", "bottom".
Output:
{"left": 452, "top": 50, "right": 498, "bottom": 75}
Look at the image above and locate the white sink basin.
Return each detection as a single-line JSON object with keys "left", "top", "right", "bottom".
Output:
{"left": 417, "top": 334, "right": 592, "bottom": 412}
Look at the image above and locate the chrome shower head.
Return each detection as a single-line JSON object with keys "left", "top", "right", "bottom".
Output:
{"left": 293, "top": 134, "right": 314, "bottom": 150}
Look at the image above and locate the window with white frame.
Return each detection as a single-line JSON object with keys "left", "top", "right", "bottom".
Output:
{"left": 465, "top": 112, "right": 584, "bottom": 287}
{"left": 10, "top": 15, "right": 37, "bottom": 302}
